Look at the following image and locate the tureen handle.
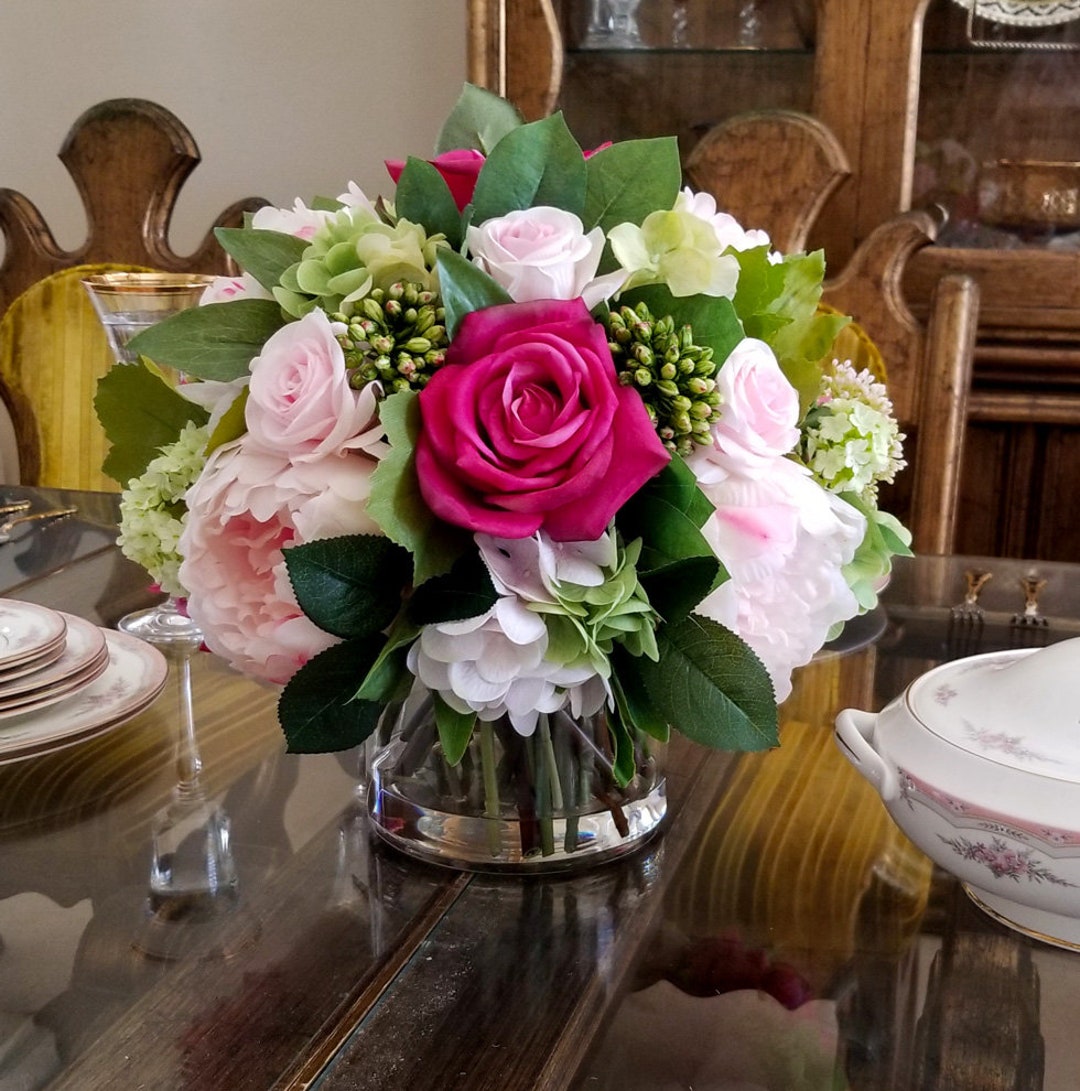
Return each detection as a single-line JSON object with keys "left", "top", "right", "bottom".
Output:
{"left": 835, "top": 709, "right": 900, "bottom": 802}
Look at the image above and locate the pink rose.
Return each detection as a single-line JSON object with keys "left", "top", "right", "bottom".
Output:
{"left": 385, "top": 148, "right": 486, "bottom": 211}
{"left": 245, "top": 310, "right": 384, "bottom": 463}
{"left": 415, "top": 298, "right": 669, "bottom": 541}
{"left": 701, "top": 338, "right": 800, "bottom": 472}
{"left": 179, "top": 443, "right": 384, "bottom": 684}
{"left": 466, "top": 207, "right": 626, "bottom": 309}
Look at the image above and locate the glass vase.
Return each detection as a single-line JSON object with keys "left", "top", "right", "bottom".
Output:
{"left": 367, "top": 686, "right": 667, "bottom": 873}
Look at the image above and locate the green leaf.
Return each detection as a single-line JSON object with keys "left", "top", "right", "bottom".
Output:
{"left": 395, "top": 157, "right": 463, "bottom": 249}
{"left": 94, "top": 362, "right": 209, "bottom": 486}
{"left": 127, "top": 299, "right": 287, "bottom": 382}
{"left": 619, "top": 284, "right": 744, "bottom": 366}
{"left": 606, "top": 706, "right": 638, "bottom": 789}
{"left": 584, "top": 137, "right": 682, "bottom": 234}
{"left": 610, "top": 660, "right": 669, "bottom": 743}
{"left": 355, "top": 615, "right": 419, "bottom": 704}
{"left": 284, "top": 535, "right": 411, "bottom": 640}
{"left": 407, "top": 549, "right": 498, "bottom": 626}
{"left": 470, "top": 113, "right": 587, "bottom": 223}
{"left": 435, "top": 82, "right": 523, "bottom": 155}
{"left": 637, "top": 614, "right": 778, "bottom": 752}
{"left": 436, "top": 249, "right": 512, "bottom": 338}
{"left": 213, "top": 228, "right": 307, "bottom": 292}
{"left": 205, "top": 387, "right": 248, "bottom": 456}
{"left": 433, "top": 692, "right": 476, "bottom": 766}
{"left": 279, "top": 636, "right": 385, "bottom": 754}
{"left": 367, "top": 390, "right": 472, "bottom": 583}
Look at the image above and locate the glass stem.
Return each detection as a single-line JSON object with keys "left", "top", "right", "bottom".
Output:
{"left": 172, "top": 649, "right": 203, "bottom": 799}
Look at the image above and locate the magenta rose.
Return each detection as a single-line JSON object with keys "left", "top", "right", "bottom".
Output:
{"left": 385, "top": 148, "right": 486, "bottom": 212}
{"left": 414, "top": 298, "right": 669, "bottom": 541}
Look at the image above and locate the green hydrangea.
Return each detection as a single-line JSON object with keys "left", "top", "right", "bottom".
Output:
{"left": 274, "top": 204, "right": 446, "bottom": 319}
{"left": 529, "top": 537, "right": 659, "bottom": 679}
{"left": 117, "top": 422, "right": 209, "bottom": 596}
{"left": 800, "top": 360, "right": 906, "bottom": 501}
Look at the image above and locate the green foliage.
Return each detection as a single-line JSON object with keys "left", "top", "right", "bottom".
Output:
{"left": 407, "top": 550, "right": 498, "bottom": 627}
{"left": 584, "top": 137, "right": 682, "bottom": 235}
{"left": 284, "top": 535, "right": 412, "bottom": 639}
{"left": 435, "top": 82, "right": 523, "bottom": 155}
{"left": 636, "top": 614, "right": 778, "bottom": 752}
{"left": 279, "top": 636, "right": 385, "bottom": 753}
{"left": 94, "top": 362, "right": 209, "bottom": 486}
{"left": 367, "top": 390, "right": 471, "bottom": 583}
{"left": 127, "top": 299, "right": 287, "bottom": 382}
{"left": 394, "top": 157, "right": 464, "bottom": 249}
{"left": 204, "top": 388, "right": 249, "bottom": 456}
{"left": 213, "top": 228, "right": 307, "bottom": 292}
{"left": 434, "top": 693, "right": 477, "bottom": 767}
{"left": 470, "top": 113, "right": 587, "bottom": 223}
{"left": 436, "top": 249, "right": 512, "bottom": 337}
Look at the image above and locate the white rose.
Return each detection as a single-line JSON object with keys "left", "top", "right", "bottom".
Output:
{"left": 467, "top": 207, "right": 627, "bottom": 309}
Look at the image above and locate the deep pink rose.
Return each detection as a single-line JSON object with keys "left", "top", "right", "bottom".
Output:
{"left": 385, "top": 148, "right": 486, "bottom": 211}
{"left": 414, "top": 298, "right": 669, "bottom": 541}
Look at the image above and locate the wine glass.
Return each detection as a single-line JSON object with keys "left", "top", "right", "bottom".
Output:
{"left": 85, "top": 272, "right": 240, "bottom": 955}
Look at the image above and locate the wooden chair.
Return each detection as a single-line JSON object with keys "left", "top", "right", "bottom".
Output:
{"left": 0, "top": 98, "right": 266, "bottom": 319}
{"left": 0, "top": 99, "right": 267, "bottom": 489}
{"left": 686, "top": 110, "right": 979, "bottom": 556}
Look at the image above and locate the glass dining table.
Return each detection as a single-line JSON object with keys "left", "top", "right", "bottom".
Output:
{"left": 0, "top": 485, "right": 1076, "bottom": 1091}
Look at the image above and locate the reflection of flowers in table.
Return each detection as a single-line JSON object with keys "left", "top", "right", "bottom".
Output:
{"left": 95, "top": 84, "right": 910, "bottom": 787}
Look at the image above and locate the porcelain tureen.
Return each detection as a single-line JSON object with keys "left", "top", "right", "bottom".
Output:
{"left": 836, "top": 636, "right": 1080, "bottom": 949}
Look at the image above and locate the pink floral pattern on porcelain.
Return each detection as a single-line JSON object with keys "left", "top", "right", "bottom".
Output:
{"left": 938, "top": 834, "right": 1075, "bottom": 887}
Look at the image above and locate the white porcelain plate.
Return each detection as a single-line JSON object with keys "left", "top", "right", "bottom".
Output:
{"left": 950, "top": 0, "right": 1080, "bottom": 27}
{"left": 0, "top": 614, "right": 108, "bottom": 707}
{"left": 0, "top": 630, "right": 168, "bottom": 764}
{"left": 0, "top": 600, "right": 67, "bottom": 672}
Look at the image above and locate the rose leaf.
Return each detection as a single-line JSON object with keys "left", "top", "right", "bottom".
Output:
{"left": 583, "top": 137, "right": 682, "bottom": 235}
{"left": 407, "top": 549, "right": 498, "bottom": 626}
{"left": 95, "top": 361, "right": 209, "bottom": 486}
{"left": 436, "top": 250, "right": 512, "bottom": 337}
{"left": 471, "top": 113, "right": 587, "bottom": 223}
{"left": 368, "top": 390, "right": 472, "bottom": 583}
{"left": 610, "top": 662, "right": 670, "bottom": 745}
{"left": 285, "top": 535, "right": 412, "bottom": 639}
{"left": 618, "top": 284, "right": 744, "bottom": 366}
{"left": 433, "top": 693, "right": 477, "bottom": 767}
{"left": 279, "top": 636, "right": 385, "bottom": 754}
{"left": 355, "top": 615, "right": 419, "bottom": 705}
{"left": 435, "top": 83, "right": 523, "bottom": 156}
{"left": 128, "top": 299, "right": 286, "bottom": 382}
{"left": 394, "top": 157, "right": 463, "bottom": 249}
{"left": 213, "top": 228, "right": 307, "bottom": 293}
{"left": 637, "top": 614, "right": 778, "bottom": 752}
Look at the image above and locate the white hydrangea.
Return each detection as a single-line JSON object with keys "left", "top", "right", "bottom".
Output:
{"left": 801, "top": 360, "right": 906, "bottom": 500}
{"left": 117, "top": 422, "right": 209, "bottom": 596}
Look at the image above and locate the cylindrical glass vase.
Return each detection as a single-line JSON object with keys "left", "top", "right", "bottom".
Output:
{"left": 367, "top": 687, "right": 666, "bottom": 873}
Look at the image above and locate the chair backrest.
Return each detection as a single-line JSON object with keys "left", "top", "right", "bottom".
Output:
{"left": 0, "top": 98, "right": 266, "bottom": 320}
{"left": 686, "top": 110, "right": 980, "bottom": 555}
{"left": 0, "top": 263, "right": 151, "bottom": 491}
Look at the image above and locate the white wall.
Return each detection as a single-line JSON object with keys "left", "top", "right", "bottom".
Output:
{"left": 0, "top": 0, "right": 468, "bottom": 259}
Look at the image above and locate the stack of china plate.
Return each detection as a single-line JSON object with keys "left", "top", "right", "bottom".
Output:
{"left": 0, "top": 599, "right": 168, "bottom": 764}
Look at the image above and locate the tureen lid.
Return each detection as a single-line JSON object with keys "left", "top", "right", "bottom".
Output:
{"left": 906, "top": 637, "right": 1080, "bottom": 782}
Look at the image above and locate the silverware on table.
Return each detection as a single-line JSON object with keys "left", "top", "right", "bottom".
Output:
{"left": 0, "top": 506, "right": 78, "bottom": 543}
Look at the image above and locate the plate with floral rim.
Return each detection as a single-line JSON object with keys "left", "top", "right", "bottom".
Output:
{"left": 0, "top": 630, "right": 168, "bottom": 764}
{"left": 0, "top": 614, "right": 108, "bottom": 706}
{"left": 0, "top": 600, "right": 67, "bottom": 672}
{"left": 949, "top": 0, "right": 1080, "bottom": 27}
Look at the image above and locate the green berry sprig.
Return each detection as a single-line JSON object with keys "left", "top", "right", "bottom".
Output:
{"left": 333, "top": 282, "right": 448, "bottom": 393}
{"left": 605, "top": 302, "right": 721, "bottom": 456}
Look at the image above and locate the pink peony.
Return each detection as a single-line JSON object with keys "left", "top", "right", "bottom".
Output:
{"left": 385, "top": 148, "right": 486, "bottom": 211}
{"left": 414, "top": 298, "right": 669, "bottom": 541}
{"left": 245, "top": 310, "right": 385, "bottom": 464}
{"left": 178, "top": 443, "right": 384, "bottom": 684}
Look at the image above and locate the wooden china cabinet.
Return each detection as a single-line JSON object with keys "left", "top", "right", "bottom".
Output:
{"left": 468, "top": 0, "right": 1080, "bottom": 561}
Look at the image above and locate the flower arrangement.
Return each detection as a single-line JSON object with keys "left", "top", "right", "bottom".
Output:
{"left": 96, "top": 85, "right": 909, "bottom": 803}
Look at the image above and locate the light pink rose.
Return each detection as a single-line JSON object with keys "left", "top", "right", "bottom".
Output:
{"left": 245, "top": 310, "right": 385, "bottom": 463}
{"left": 179, "top": 442, "right": 383, "bottom": 684}
{"left": 251, "top": 198, "right": 332, "bottom": 241}
{"left": 385, "top": 148, "right": 486, "bottom": 211}
{"left": 698, "top": 338, "right": 800, "bottom": 473}
{"left": 415, "top": 298, "right": 669, "bottom": 541}
{"left": 466, "top": 207, "right": 627, "bottom": 309}
{"left": 200, "top": 273, "right": 272, "bottom": 305}
{"left": 691, "top": 454, "right": 864, "bottom": 700}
